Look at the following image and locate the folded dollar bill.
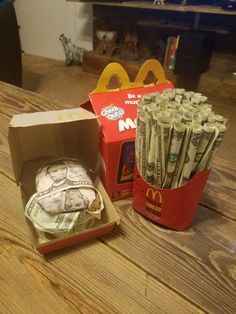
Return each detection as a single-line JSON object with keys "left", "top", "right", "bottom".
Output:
{"left": 35, "top": 159, "right": 103, "bottom": 215}
{"left": 25, "top": 158, "right": 104, "bottom": 234}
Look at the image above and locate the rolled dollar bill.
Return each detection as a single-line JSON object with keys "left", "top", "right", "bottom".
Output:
{"left": 175, "top": 94, "right": 183, "bottom": 105}
{"left": 158, "top": 112, "right": 173, "bottom": 182}
{"left": 140, "top": 94, "right": 154, "bottom": 106}
{"left": 183, "top": 91, "right": 193, "bottom": 101}
{"left": 198, "top": 123, "right": 226, "bottom": 171}
{"left": 170, "top": 125, "right": 192, "bottom": 189}
{"left": 136, "top": 111, "right": 147, "bottom": 178}
{"left": 163, "top": 88, "right": 175, "bottom": 100}
{"left": 191, "top": 123, "right": 215, "bottom": 173}
{"left": 153, "top": 112, "right": 163, "bottom": 187}
{"left": 175, "top": 88, "right": 185, "bottom": 95}
{"left": 163, "top": 122, "right": 186, "bottom": 189}
{"left": 214, "top": 114, "right": 225, "bottom": 124}
{"left": 178, "top": 123, "right": 203, "bottom": 186}
{"left": 146, "top": 124, "right": 156, "bottom": 184}
{"left": 182, "top": 111, "right": 193, "bottom": 124}
{"left": 145, "top": 111, "right": 153, "bottom": 168}
{"left": 172, "top": 112, "right": 183, "bottom": 124}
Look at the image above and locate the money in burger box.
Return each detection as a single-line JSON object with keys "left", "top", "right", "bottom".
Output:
{"left": 8, "top": 107, "right": 120, "bottom": 254}
{"left": 81, "top": 59, "right": 173, "bottom": 201}
{"left": 132, "top": 87, "right": 227, "bottom": 231}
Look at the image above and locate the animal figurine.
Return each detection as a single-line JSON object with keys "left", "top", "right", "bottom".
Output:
{"left": 59, "top": 33, "right": 86, "bottom": 66}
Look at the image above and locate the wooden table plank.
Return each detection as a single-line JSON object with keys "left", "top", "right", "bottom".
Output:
{"left": 103, "top": 200, "right": 236, "bottom": 314}
{"left": 0, "top": 81, "right": 72, "bottom": 180}
{"left": 210, "top": 102, "right": 236, "bottom": 164}
{"left": 0, "top": 81, "right": 71, "bottom": 117}
{"left": 201, "top": 157, "right": 236, "bottom": 220}
{"left": 1, "top": 80, "right": 236, "bottom": 313}
{"left": 0, "top": 174, "right": 202, "bottom": 314}
{"left": 0, "top": 81, "right": 205, "bottom": 313}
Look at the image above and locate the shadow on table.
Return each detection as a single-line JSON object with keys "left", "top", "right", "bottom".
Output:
{"left": 22, "top": 70, "right": 43, "bottom": 93}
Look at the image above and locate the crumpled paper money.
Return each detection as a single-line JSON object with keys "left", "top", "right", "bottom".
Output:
{"left": 25, "top": 158, "right": 104, "bottom": 234}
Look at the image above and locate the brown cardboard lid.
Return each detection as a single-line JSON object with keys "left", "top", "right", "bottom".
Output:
{"left": 8, "top": 108, "right": 100, "bottom": 185}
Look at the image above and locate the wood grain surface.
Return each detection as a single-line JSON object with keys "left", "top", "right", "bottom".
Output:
{"left": 103, "top": 200, "right": 236, "bottom": 313}
{"left": 0, "top": 80, "right": 236, "bottom": 313}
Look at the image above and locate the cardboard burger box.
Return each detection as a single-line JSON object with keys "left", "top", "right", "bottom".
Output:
{"left": 8, "top": 107, "right": 120, "bottom": 254}
{"left": 82, "top": 59, "right": 173, "bottom": 201}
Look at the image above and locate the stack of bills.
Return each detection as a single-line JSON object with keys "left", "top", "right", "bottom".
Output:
{"left": 25, "top": 158, "right": 104, "bottom": 235}
{"left": 136, "top": 88, "right": 227, "bottom": 189}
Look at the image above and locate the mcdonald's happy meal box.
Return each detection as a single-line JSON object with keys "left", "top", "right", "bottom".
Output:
{"left": 82, "top": 59, "right": 173, "bottom": 201}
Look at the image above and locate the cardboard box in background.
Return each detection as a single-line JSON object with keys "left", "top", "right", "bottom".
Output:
{"left": 8, "top": 108, "right": 120, "bottom": 254}
{"left": 83, "top": 59, "right": 174, "bottom": 201}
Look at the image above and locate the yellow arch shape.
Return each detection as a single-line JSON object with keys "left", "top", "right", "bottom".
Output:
{"left": 91, "top": 62, "right": 131, "bottom": 94}
{"left": 133, "top": 59, "right": 170, "bottom": 88}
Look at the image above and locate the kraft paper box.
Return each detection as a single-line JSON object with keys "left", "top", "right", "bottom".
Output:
{"left": 82, "top": 59, "right": 174, "bottom": 201}
{"left": 8, "top": 107, "right": 120, "bottom": 255}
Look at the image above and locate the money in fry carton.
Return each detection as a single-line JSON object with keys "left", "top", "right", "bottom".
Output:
{"left": 132, "top": 87, "right": 227, "bottom": 231}
{"left": 83, "top": 59, "right": 173, "bottom": 201}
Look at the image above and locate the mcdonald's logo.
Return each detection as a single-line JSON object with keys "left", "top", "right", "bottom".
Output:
{"left": 145, "top": 188, "right": 162, "bottom": 217}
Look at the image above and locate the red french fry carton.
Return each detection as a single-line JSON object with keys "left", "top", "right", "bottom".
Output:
{"left": 132, "top": 165, "right": 210, "bottom": 231}
{"left": 84, "top": 59, "right": 173, "bottom": 201}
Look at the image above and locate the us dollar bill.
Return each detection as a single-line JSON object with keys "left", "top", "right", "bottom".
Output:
{"left": 153, "top": 115, "right": 163, "bottom": 187}
{"left": 158, "top": 113, "right": 173, "bottom": 185}
{"left": 163, "top": 122, "right": 186, "bottom": 189}
{"left": 145, "top": 111, "right": 153, "bottom": 170}
{"left": 178, "top": 124, "right": 203, "bottom": 186}
{"left": 198, "top": 123, "right": 226, "bottom": 171}
{"left": 25, "top": 193, "right": 81, "bottom": 234}
{"left": 146, "top": 123, "right": 156, "bottom": 184}
{"left": 136, "top": 112, "right": 147, "bottom": 179}
{"left": 191, "top": 123, "right": 215, "bottom": 173}
{"left": 170, "top": 125, "right": 192, "bottom": 189}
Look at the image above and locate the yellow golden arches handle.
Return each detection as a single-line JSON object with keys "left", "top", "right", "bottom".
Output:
{"left": 91, "top": 62, "right": 131, "bottom": 94}
{"left": 133, "top": 59, "right": 170, "bottom": 88}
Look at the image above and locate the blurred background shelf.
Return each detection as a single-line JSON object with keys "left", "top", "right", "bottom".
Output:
{"left": 69, "top": 1, "right": 236, "bottom": 15}
{"left": 75, "top": 0, "right": 236, "bottom": 96}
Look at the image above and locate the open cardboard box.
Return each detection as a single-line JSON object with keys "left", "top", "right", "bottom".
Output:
{"left": 8, "top": 107, "right": 120, "bottom": 254}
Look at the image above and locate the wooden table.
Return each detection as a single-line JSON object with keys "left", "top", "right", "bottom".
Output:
{"left": 0, "top": 80, "right": 236, "bottom": 313}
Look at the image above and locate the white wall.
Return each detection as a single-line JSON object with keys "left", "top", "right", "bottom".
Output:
{"left": 14, "top": 0, "right": 93, "bottom": 60}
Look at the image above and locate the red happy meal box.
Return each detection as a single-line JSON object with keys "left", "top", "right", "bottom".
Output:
{"left": 82, "top": 59, "right": 173, "bottom": 201}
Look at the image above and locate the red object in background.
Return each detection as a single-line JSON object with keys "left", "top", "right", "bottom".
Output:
{"left": 82, "top": 60, "right": 173, "bottom": 201}
{"left": 89, "top": 83, "right": 173, "bottom": 201}
{"left": 132, "top": 165, "right": 210, "bottom": 231}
